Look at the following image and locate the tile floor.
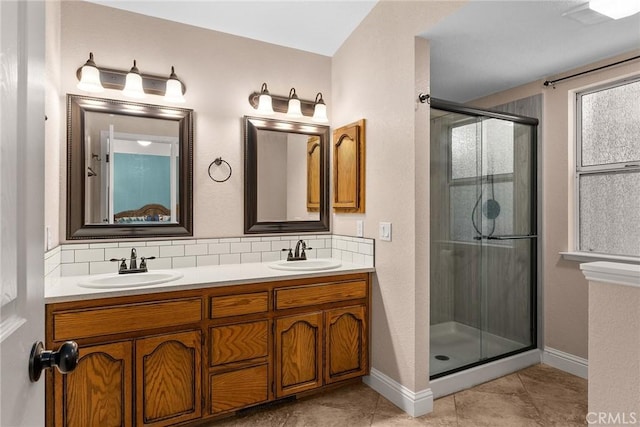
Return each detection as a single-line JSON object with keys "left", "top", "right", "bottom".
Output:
{"left": 207, "top": 364, "right": 587, "bottom": 426}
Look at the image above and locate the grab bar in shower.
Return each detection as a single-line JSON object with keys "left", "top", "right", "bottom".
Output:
{"left": 473, "top": 234, "right": 538, "bottom": 240}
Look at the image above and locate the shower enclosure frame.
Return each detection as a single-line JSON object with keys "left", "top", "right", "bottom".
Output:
{"left": 429, "top": 98, "right": 539, "bottom": 380}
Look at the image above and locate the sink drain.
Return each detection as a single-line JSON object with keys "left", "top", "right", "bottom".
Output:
{"left": 435, "top": 355, "right": 450, "bottom": 361}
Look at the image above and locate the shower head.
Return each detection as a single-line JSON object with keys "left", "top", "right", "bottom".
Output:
{"left": 482, "top": 199, "right": 501, "bottom": 219}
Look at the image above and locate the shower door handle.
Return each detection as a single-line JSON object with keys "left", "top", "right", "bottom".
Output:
{"left": 484, "top": 234, "right": 537, "bottom": 240}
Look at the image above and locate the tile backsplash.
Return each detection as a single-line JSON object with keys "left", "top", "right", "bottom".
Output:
{"left": 46, "top": 234, "right": 374, "bottom": 277}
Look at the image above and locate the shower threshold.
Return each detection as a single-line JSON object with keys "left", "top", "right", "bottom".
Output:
{"left": 430, "top": 321, "right": 528, "bottom": 378}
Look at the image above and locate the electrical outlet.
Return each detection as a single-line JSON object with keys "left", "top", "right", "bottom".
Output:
{"left": 379, "top": 222, "right": 392, "bottom": 241}
{"left": 356, "top": 220, "right": 364, "bottom": 237}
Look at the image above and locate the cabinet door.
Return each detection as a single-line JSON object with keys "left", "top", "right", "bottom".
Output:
{"left": 333, "top": 119, "right": 365, "bottom": 212}
{"left": 275, "top": 312, "right": 323, "bottom": 397}
{"left": 54, "top": 341, "right": 132, "bottom": 427}
{"left": 325, "top": 305, "right": 368, "bottom": 384}
{"left": 136, "top": 330, "right": 202, "bottom": 427}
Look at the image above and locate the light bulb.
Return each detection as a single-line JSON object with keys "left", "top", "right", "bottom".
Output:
{"left": 77, "top": 52, "right": 104, "bottom": 93}
{"left": 287, "top": 88, "right": 303, "bottom": 118}
{"left": 122, "top": 60, "right": 145, "bottom": 99}
{"left": 164, "top": 66, "right": 185, "bottom": 103}
{"left": 256, "top": 82, "right": 274, "bottom": 115}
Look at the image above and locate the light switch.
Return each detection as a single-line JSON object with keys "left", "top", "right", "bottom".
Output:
{"left": 379, "top": 222, "right": 392, "bottom": 242}
{"left": 356, "top": 220, "right": 364, "bottom": 237}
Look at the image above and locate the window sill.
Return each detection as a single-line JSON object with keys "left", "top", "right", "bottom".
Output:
{"left": 560, "top": 251, "right": 640, "bottom": 265}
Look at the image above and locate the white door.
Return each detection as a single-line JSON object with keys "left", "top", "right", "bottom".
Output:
{"left": 1, "top": 1, "right": 46, "bottom": 426}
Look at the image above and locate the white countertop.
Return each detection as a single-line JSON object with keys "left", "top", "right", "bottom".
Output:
{"left": 45, "top": 259, "right": 375, "bottom": 303}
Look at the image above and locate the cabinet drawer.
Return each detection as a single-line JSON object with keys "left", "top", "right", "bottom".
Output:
{"left": 210, "top": 365, "right": 269, "bottom": 414}
{"left": 275, "top": 280, "right": 367, "bottom": 310}
{"left": 210, "top": 292, "right": 268, "bottom": 318}
{"left": 53, "top": 298, "right": 202, "bottom": 341}
{"left": 211, "top": 321, "right": 268, "bottom": 366}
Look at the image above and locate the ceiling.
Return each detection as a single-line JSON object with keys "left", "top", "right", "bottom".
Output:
{"left": 86, "top": 0, "right": 378, "bottom": 57}
{"left": 423, "top": 0, "right": 640, "bottom": 102}
{"left": 87, "top": 0, "right": 640, "bottom": 103}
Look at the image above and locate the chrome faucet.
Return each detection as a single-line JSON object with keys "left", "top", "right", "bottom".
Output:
{"left": 110, "top": 248, "right": 155, "bottom": 274}
{"left": 282, "top": 240, "right": 313, "bottom": 261}
{"left": 129, "top": 248, "right": 137, "bottom": 270}
{"left": 294, "top": 240, "right": 306, "bottom": 259}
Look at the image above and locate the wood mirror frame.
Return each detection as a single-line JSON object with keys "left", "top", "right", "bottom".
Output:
{"left": 66, "top": 94, "right": 193, "bottom": 239}
{"left": 244, "top": 116, "right": 330, "bottom": 234}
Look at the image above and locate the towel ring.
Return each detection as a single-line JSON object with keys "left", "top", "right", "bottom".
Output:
{"left": 208, "top": 157, "right": 232, "bottom": 183}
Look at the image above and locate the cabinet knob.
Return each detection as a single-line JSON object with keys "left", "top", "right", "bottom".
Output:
{"left": 29, "top": 340, "right": 79, "bottom": 382}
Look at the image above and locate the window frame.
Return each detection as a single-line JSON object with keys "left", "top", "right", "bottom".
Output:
{"left": 574, "top": 76, "right": 640, "bottom": 257}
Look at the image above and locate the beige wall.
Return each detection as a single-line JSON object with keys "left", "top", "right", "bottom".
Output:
{"left": 471, "top": 50, "right": 640, "bottom": 359}
{"left": 332, "top": 0, "right": 466, "bottom": 392}
{"left": 49, "top": 1, "right": 331, "bottom": 243}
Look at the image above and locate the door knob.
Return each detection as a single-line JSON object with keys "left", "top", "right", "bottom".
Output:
{"left": 29, "top": 341, "right": 79, "bottom": 382}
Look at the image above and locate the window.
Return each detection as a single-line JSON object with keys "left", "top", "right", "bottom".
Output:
{"left": 449, "top": 118, "right": 515, "bottom": 242}
{"left": 576, "top": 77, "right": 640, "bottom": 258}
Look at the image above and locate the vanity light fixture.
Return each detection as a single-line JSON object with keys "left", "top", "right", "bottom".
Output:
{"left": 77, "top": 53, "right": 104, "bottom": 93}
{"left": 164, "top": 66, "right": 186, "bottom": 103}
{"left": 256, "top": 83, "right": 275, "bottom": 115}
{"left": 286, "top": 88, "right": 303, "bottom": 118}
{"left": 589, "top": 0, "right": 640, "bottom": 19}
{"left": 312, "top": 92, "right": 328, "bottom": 123}
{"left": 137, "top": 140, "right": 152, "bottom": 147}
{"left": 122, "top": 60, "right": 145, "bottom": 99}
{"left": 75, "top": 53, "right": 187, "bottom": 103}
{"left": 249, "top": 83, "right": 328, "bottom": 121}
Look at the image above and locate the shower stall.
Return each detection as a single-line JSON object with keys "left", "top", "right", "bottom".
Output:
{"left": 429, "top": 99, "right": 538, "bottom": 380}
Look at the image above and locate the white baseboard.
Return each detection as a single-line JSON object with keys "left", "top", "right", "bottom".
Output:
{"left": 429, "top": 349, "right": 541, "bottom": 399}
{"left": 364, "top": 368, "right": 433, "bottom": 417}
{"left": 542, "top": 347, "right": 588, "bottom": 379}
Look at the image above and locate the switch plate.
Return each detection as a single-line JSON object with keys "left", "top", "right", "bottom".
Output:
{"left": 379, "top": 222, "right": 392, "bottom": 241}
{"left": 356, "top": 220, "right": 364, "bottom": 237}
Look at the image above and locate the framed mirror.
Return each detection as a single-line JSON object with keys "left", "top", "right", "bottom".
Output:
{"left": 67, "top": 94, "right": 193, "bottom": 239}
{"left": 244, "top": 116, "right": 330, "bottom": 233}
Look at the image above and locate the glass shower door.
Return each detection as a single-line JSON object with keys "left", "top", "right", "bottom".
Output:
{"left": 429, "top": 102, "right": 537, "bottom": 379}
{"left": 477, "top": 117, "right": 536, "bottom": 363}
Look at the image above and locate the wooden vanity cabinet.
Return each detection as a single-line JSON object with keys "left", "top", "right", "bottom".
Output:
{"left": 46, "top": 291, "right": 204, "bottom": 427}
{"left": 273, "top": 278, "right": 369, "bottom": 398}
{"left": 46, "top": 272, "right": 370, "bottom": 427}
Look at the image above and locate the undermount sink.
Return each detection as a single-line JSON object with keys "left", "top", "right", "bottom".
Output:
{"left": 268, "top": 259, "right": 342, "bottom": 271}
{"left": 78, "top": 270, "right": 184, "bottom": 289}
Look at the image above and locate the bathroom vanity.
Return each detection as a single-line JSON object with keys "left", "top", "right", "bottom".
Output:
{"left": 44, "top": 265, "right": 371, "bottom": 427}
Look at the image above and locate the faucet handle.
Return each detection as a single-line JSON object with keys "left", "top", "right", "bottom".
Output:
{"left": 281, "top": 248, "right": 293, "bottom": 261}
{"left": 300, "top": 245, "right": 312, "bottom": 260}
{"left": 110, "top": 258, "right": 127, "bottom": 272}
{"left": 140, "top": 256, "right": 156, "bottom": 271}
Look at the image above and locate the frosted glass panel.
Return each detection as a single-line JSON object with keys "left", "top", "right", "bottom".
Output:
{"left": 482, "top": 119, "right": 514, "bottom": 176}
{"left": 579, "top": 171, "right": 640, "bottom": 257}
{"left": 581, "top": 80, "right": 640, "bottom": 166}
{"left": 451, "top": 119, "right": 514, "bottom": 179}
{"left": 451, "top": 123, "right": 479, "bottom": 179}
{"left": 450, "top": 181, "right": 513, "bottom": 241}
